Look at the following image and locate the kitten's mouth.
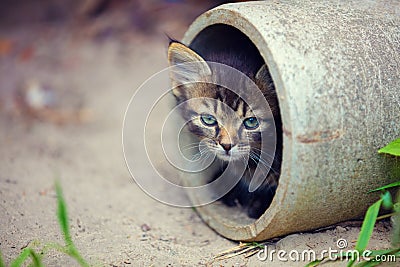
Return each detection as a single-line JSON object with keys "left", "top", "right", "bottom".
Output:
{"left": 217, "top": 154, "right": 233, "bottom": 161}
{"left": 204, "top": 141, "right": 250, "bottom": 162}
{"left": 215, "top": 151, "right": 245, "bottom": 162}
{"left": 200, "top": 140, "right": 250, "bottom": 162}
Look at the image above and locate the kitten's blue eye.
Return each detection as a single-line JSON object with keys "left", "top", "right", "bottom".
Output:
{"left": 200, "top": 114, "right": 217, "bottom": 126}
{"left": 243, "top": 117, "right": 259, "bottom": 129}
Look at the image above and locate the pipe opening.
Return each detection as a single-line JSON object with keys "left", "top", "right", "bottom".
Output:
{"left": 187, "top": 24, "right": 283, "bottom": 224}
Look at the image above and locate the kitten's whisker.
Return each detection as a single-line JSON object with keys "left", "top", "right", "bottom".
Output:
{"left": 199, "top": 151, "right": 215, "bottom": 168}
{"left": 180, "top": 144, "right": 200, "bottom": 150}
{"left": 250, "top": 153, "right": 272, "bottom": 171}
{"left": 253, "top": 147, "right": 280, "bottom": 166}
{"left": 191, "top": 152, "right": 202, "bottom": 161}
{"left": 249, "top": 151, "right": 280, "bottom": 175}
{"left": 180, "top": 141, "right": 200, "bottom": 148}
{"left": 242, "top": 154, "right": 251, "bottom": 175}
{"left": 251, "top": 147, "right": 278, "bottom": 161}
{"left": 250, "top": 149, "right": 280, "bottom": 173}
{"left": 249, "top": 153, "right": 269, "bottom": 177}
{"left": 192, "top": 152, "right": 204, "bottom": 161}
{"left": 191, "top": 149, "right": 210, "bottom": 163}
{"left": 180, "top": 143, "right": 202, "bottom": 152}
{"left": 254, "top": 161, "right": 279, "bottom": 176}
{"left": 258, "top": 160, "right": 280, "bottom": 176}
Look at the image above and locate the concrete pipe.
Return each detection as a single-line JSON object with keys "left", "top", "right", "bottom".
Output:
{"left": 178, "top": 0, "right": 400, "bottom": 241}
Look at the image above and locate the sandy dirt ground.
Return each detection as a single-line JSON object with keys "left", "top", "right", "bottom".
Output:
{"left": 0, "top": 2, "right": 395, "bottom": 266}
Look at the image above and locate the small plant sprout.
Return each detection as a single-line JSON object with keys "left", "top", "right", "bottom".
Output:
{"left": 1, "top": 181, "right": 90, "bottom": 267}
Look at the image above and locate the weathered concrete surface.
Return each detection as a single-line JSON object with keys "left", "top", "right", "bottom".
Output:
{"left": 182, "top": 0, "right": 400, "bottom": 241}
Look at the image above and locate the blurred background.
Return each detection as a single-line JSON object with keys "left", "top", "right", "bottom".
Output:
{"left": 0, "top": 0, "right": 250, "bottom": 118}
{"left": 1, "top": 1, "right": 263, "bottom": 265}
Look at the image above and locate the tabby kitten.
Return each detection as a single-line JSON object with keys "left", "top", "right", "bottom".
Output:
{"left": 167, "top": 41, "right": 282, "bottom": 218}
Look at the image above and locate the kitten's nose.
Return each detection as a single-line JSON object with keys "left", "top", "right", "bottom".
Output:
{"left": 221, "top": 143, "right": 232, "bottom": 151}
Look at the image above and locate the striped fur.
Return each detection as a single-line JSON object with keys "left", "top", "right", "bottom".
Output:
{"left": 168, "top": 41, "right": 282, "bottom": 218}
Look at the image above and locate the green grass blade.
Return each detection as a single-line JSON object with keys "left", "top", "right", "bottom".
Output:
{"left": 381, "top": 191, "right": 393, "bottom": 209}
{"left": 304, "top": 259, "right": 323, "bottom": 267}
{"left": 355, "top": 247, "right": 400, "bottom": 267}
{"left": 355, "top": 199, "right": 383, "bottom": 252}
{"left": 368, "top": 248, "right": 400, "bottom": 256}
{"left": 0, "top": 251, "right": 5, "bottom": 267}
{"left": 55, "top": 180, "right": 72, "bottom": 246}
{"left": 378, "top": 138, "right": 400, "bottom": 156}
{"left": 369, "top": 181, "right": 400, "bottom": 193}
{"left": 29, "top": 250, "right": 43, "bottom": 267}
{"left": 346, "top": 258, "right": 356, "bottom": 267}
{"left": 55, "top": 181, "right": 90, "bottom": 267}
{"left": 66, "top": 247, "right": 90, "bottom": 267}
{"left": 393, "top": 213, "right": 400, "bottom": 247}
{"left": 10, "top": 248, "right": 31, "bottom": 267}
{"left": 248, "top": 242, "right": 265, "bottom": 249}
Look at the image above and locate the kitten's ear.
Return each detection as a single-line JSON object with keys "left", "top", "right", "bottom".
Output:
{"left": 255, "top": 64, "right": 275, "bottom": 93}
{"left": 168, "top": 42, "right": 211, "bottom": 98}
{"left": 255, "top": 64, "right": 273, "bottom": 84}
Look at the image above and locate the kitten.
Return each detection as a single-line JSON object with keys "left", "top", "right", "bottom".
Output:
{"left": 167, "top": 41, "right": 282, "bottom": 218}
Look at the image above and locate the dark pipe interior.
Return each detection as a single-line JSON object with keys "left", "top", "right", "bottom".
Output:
{"left": 189, "top": 24, "right": 265, "bottom": 75}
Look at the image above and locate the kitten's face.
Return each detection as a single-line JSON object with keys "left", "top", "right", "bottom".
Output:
{"left": 168, "top": 42, "right": 277, "bottom": 162}
{"left": 177, "top": 86, "right": 270, "bottom": 162}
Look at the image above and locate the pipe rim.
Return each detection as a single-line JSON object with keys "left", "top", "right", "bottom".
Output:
{"left": 181, "top": 5, "right": 292, "bottom": 241}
